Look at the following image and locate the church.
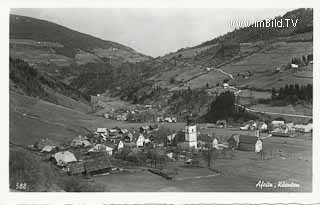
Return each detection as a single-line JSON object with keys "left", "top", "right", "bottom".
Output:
{"left": 184, "top": 115, "right": 197, "bottom": 149}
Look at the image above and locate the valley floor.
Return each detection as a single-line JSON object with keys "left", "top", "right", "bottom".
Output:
{"left": 9, "top": 92, "right": 312, "bottom": 192}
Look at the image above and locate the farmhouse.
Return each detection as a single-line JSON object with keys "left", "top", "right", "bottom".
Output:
{"left": 135, "top": 134, "right": 145, "bottom": 147}
{"left": 88, "top": 144, "right": 114, "bottom": 155}
{"left": 271, "top": 120, "right": 285, "bottom": 127}
{"left": 97, "top": 128, "right": 108, "bottom": 133}
{"left": 41, "top": 145, "right": 57, "bottom": 153}
{"left": 228, "top": 134, "right": 262, "bottom": 152}
{"left": 117, "top": 140, "right": 124, "bottom": 150}
{"left": 34, "top": 138, "right": 59, "bottom": 151}
{"left": 70, "top": 136, "right": 91, "bottom": 147}
{"left": 238, "top": 135, "right": 262, "bottom": 152}
{"left": 53, "top": 151, "right": 77, "bottom": 166}
{"left": 295, "top": 123, "right": 312, "bottom": 133}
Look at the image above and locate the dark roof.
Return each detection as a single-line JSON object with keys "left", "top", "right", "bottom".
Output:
{"left": 239, "top": 135, "right": 259, "bottom": 144}
{"left": 67, "top": 161, "right": 85, "bottom": 175}
{"left": 84, "top": 156, "right": 112, "bottom": 173}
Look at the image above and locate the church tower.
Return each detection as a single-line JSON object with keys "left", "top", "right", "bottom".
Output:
{"left": 185, "top": 114, "right": 197, "bottom": 149}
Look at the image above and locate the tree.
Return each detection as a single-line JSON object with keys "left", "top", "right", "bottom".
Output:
{"left": 206, "top": 91, "right": 236, "bottom": 122}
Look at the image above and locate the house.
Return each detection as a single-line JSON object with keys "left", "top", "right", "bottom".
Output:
{"left": 41, "top": 145, "right": 57, "bottom": 153}
{"left": 167, "top": 133, "right": 177, "bottom": 144}
{"left": 123, "top": 132, "right": 134, "bottom": 142}
{"left": 140, "top": 126, "right": 150, "bottom": 134}
{"left": 84, "top": 156, "right": 112, "bottom": 175}
{"left": 53, "top": 151, "right": 77, "bottom": 166}
{"left": 67, "top": 161, "right": 85, "bottom": 175}
{"left": 116, "top": 114, "right": 127, "bottom": 121}
{"left": 156, "top": 116, "right": 164, "bottom": 123}
{"left": 228, "top": 134, "right": 262, "bottom": 152}
{"left": 291, "top": 64, "right": 299, "bottom": 68}
{"left": 117, "top": 140, "right": 124, "bottom": 150}
{"left": 216, "top": 120, "right": 227, "bottom": 128}
{"left": 212, "top": 137, "right": 219, "bottom": 149}
{"left": 103, "top": 114, "right": 110, "bottom": 119}
{"left": 149, "top": 124, "right": 159, "bottom": 131}
{"left": 295, "top": 123, "right": 312, "bottom": 133}
{"left": 240, "top": 124, "right": 250, "bottom": 130}
{"left": 70, "top": 136, "right": 91, "bottom": 147}
{"left": 97, "top": 128, "right": 108, "bottom": 134}
{"left": 164, "top": 117, "right": 173, "bottom": 123}
{"left": 124, "top": 142, "right": 137, "bottom": 148}
{"left": 136, "top": 134, "right": 145, "bottom": 147}
{"left": 238, "top": 135, "right": 262, "bottom": 152}
{"left": 223, "top": 83, "right": 229, "bottom": 89}
{"left": 275, "top": 67, "right": 281, "bottom": 73}
{"left": 271, "top": 120, "right": 285, "bottom": 127}
{"left": 258, "top": 122, "right": 268, "bottom": 131}
{"left": 88, "top": 144, "right": 114, "bottom": 155}
{"left": 34, "top": 138, "right": 59, "bottom": 151}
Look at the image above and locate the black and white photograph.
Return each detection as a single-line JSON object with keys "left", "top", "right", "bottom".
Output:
{"left": 5, "top": 2, "right": 317, "bottom": 197}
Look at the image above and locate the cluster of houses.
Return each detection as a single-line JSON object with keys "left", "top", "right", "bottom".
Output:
{"left": 156, "top": 116, "right": 177, "bottom": 123}
{"left": 27, "top": 117, "right": 312, "bottom": 177}
{"left": 270, "top": 120, "right": 312, "bottom": 137}
{"left": 239, "top": 119, "right": 312, "bottom": 137}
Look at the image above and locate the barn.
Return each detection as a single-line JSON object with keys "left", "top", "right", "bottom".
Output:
{"left": 238, "top": 135, "right": 262, "bottom": 152}
{"left": 84, "top": 156, "right": 112, "bottom": 175}
{"left": 228, "top": 134, "right": 262, "bottom": 152}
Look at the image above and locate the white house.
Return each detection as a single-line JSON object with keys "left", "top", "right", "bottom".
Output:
{"left": 118, "top": 140, "right": 124, "bottom": 150}
{"left": 53, "top": 151, "right": 77, "bottom": 166}
{"left": 212, "top": 138, "right": 219, "bottom": 149}
{"left": 167, "top": 133, "right": 177, "bottom": 144}
{"left": 97, "top": 128, "right": 108, "bottom": 133}
{"left": 88, "top": 144, "right": 114, "bottom": 155}
{"left": 136, "top": 134, "right": 145, "bottom": 147}
{"left": 291, "top": 64, "right": 299, "bottom": 68}
{"left": 295, "top": 123, "right": 312, "bottom": 133}
{"left": 259, "top": 122, "right": 268, "bottom": 131}
{"left": 271, "top": 120, "right": 285, "bottom": 127}
{"left": 185, "top": 124, "right": 197, "bottom": 149}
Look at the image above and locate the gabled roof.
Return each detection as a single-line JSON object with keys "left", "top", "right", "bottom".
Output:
{"left": 67, "top": 161, "right": 85, "bottom": 175}
{"left": 84, "top": 156, "right": 112, "bottom": 173}
{"left": 239, "top": 135, "right": 259, "bottom": 144}
{"left": 97, "top": 128, "right": 108, "bottom": 133}
{"left": 53, "top": 151, "right": 77, "bottom": 166}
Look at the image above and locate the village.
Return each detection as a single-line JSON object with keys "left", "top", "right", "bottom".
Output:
{"left": 22, "top": 111, "right": 312, "bottom": 191}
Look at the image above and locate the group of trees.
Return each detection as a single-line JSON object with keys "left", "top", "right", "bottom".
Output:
{"left": 168, "top": 88, "right": 210, "bottom": 118}
{"left": 206, "top": 91, "right": 261, "bottom": 123}
{"left": 10, "top": 58, "right": 91, "bottom": 104}
{"left": 287, "top": 54, "right": 313, "bottom": 68}
{"left": 271, "top": 83, "right": 312, "bottom": 104}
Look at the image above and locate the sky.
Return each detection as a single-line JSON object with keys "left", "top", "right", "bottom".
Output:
{"left": 11, "top": 8, "right": 292, "bottom": 57}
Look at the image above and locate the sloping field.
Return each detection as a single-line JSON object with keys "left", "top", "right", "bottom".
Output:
{"left": 221, "top": 41, "right": 312, "bottom": 74}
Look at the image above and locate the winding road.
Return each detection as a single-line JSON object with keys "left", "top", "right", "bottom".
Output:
{"left": 207, "top": 66, "right": 312, "bottom": 119}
